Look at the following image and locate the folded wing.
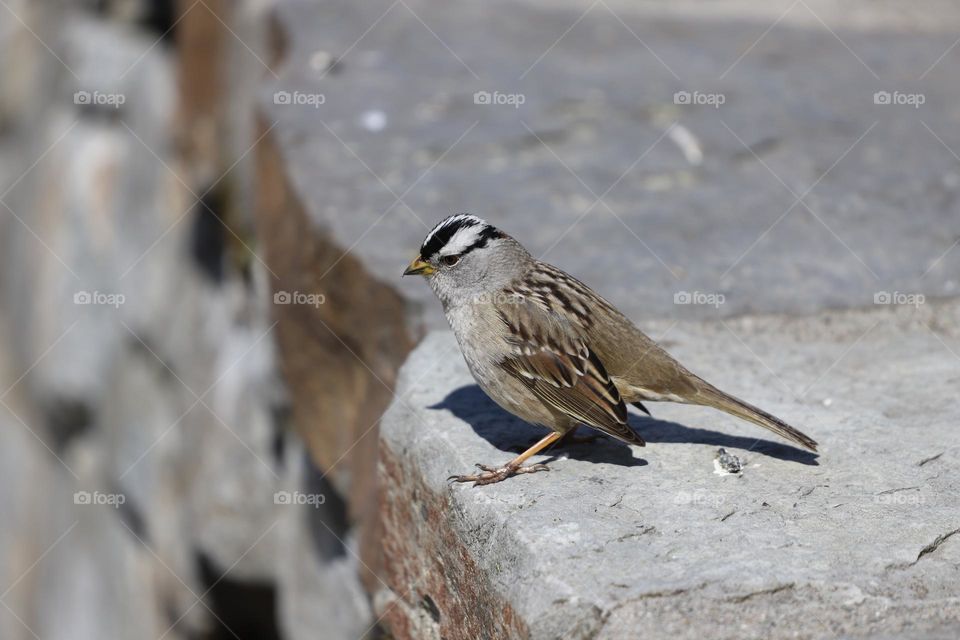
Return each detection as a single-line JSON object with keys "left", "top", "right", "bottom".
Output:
{"left": 496, "top": 298, "right": 645, "bottom": 446}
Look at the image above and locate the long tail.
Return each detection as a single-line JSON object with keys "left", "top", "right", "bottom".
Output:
{"left": 693, "top": 384, "right": 818, "bottom": 452}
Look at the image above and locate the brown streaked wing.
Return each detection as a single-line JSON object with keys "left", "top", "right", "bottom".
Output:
{"left": 496, "top": 298, "right": 645, "bottom": 446}
{"left": 530, "top": 261, "right": 699, "bottom": 401}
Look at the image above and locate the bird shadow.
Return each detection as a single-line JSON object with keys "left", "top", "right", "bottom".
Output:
{"left": 428, "top": 385, "right": 819, "bottom": 467}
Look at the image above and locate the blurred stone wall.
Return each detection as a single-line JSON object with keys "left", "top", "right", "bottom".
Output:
{"left": 0, "top": 1, "right": 378, "bottom": 638}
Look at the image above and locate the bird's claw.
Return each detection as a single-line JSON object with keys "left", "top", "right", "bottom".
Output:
{"left": 448, "top": 462, "right": 549, "bottom": 486}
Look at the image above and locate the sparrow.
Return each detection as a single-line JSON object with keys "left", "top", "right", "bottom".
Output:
{"left": 403, "top": 214, "right": 817, "bottom": 485}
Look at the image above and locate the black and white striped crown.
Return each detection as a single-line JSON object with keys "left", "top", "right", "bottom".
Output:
{"left": 420, "top": 214, "right": 504, "bottom": 259}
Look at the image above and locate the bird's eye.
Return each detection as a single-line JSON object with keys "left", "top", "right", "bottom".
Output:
{"left": 441, "top": 255, "right": 460, "bottom": 267}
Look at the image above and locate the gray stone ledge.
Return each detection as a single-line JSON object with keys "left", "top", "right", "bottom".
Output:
{"left": 379, "top": 300, "right": 960, "bottom": 639}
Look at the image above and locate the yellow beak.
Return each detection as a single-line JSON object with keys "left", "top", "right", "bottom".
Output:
{"left": 402, "top": 256, "right": 434, "bottom": 277}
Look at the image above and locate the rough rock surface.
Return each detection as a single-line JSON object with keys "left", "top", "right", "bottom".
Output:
{"left": 264, "top": 0, "right": 960, "bottom": 329}
{"left": 379, "top": 300, "right": 960, "bottom": 639}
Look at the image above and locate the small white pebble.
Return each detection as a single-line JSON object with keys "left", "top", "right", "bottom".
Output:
{"left": 823, "top": 398, "right": 833, "bottom": 407}
{"left": 359, "top": 109, "right": 387, "bottom": 132}
{"left": 667, "top": 124, "right": 703, "bottom": 166}
{"left": 309, "top": 50, "right": 334, "bottom": 72}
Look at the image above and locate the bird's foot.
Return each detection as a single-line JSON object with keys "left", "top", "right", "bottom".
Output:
{"left": 448, "top": 461, "right": 550, "bottom": 486}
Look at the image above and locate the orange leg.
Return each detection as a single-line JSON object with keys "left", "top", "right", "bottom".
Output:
{"left": 449, "top": 431, "right": 562, "bottom": 486}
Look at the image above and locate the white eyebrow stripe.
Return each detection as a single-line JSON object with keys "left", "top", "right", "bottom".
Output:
{"left": 438, "top": 225, "right": 484, "bottom": 255}
{"left": 422, "top": 214, "right": 483, "bottom": 247}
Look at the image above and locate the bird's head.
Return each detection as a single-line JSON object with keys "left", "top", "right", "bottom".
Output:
{"left": 403, "top": 214, "right": 531, "bottom": 306}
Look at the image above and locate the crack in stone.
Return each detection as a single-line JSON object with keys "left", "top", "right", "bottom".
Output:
{"left": 875, "top": 486, "right": 920, "bottom": 495}
{"left": 726, "top": 582, "right": 796, "bottom": 603}
{"left": 918, "top": 452, "right": 944, "bottom": 466}
{"left": 886, "top": 526, "right": 960, "bottom": 571}
{"left": 915, "top": 527, "right": 960, "bottom": 563}
{"left": 587, "top": 580, "right": 714, "bottom": 638}
{"left": 614, "top": 526, "right": 657, "bottom": 542}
